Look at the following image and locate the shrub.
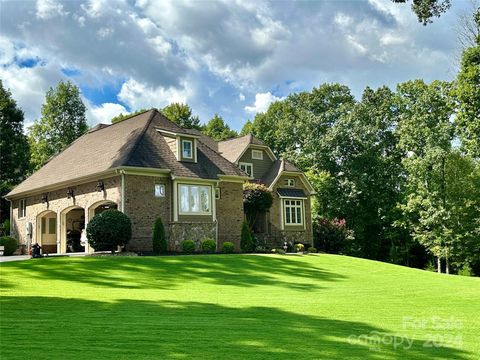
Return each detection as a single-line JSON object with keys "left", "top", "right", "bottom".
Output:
{"left": 182, "top": 240, "right": 195, "bottom": 254}
{"left": 152, "top": 218, "right": 167, "bottom": 254}
{"left": 458, "top": 264, "right": 472, "bottom": 277}
{"left": 272, "top": 248, "right": 285, "bottom": 255}
{"left": 313, "top": 218, "right": 354, "bottom": 254}
{"left": 222, "top": 242, "right": 235, "bottom": 254}
{"left": 201, "top": 238, "right": 216, "bottom": 253}
{"left": 308, "top": 247, "right": 318, "bottom": 253}
{"left": 240, "top": 221, "right": 254, "bottom": 252}
{"left": 87, "top": 210, "right": 132, "bottom": 253}
{"left": 295, "top": 243, "right": 305, "bottom": 252}
{"left": 1, "top": 219, "right": 10, "bottom": 236}
{"left": 243, "top": 183, "right": 273, "bottom": 227}
{"left": 0, "top": 236, "right": 17, "bottom": 256}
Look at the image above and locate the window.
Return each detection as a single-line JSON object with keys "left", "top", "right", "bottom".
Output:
{"left": 215, "top": 187, "right": 221, "bottom": 200}
{"left": 18, "top": 199, "right": 26, "bottom": 218}
{"left": 155, "top": 184, "right": 165, "bottom": 197}
{"left": 284, "top": 199, "right": 303, "bottom": 225}
{"left": 252, "top": 149, "right": 263, "bottom": 160}
{"left": 239, "top": 162, "right": 253, "bottom": 178}
{"left": 285, "top": 178, "right": 295, "bottom": 187}
{"left": 182, "top": 139, "right": 193, "bottom": 159}
{"left": 48, "top": 218, "right": 56, "bottom": 234}
{"left": 179, "top": 184, "right": 211, "bottom": 215}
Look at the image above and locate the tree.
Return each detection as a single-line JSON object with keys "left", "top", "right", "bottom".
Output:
{"left": 161, "top": 103, "right": 201, "bottom": 129}
{"left": 202, "top": 114, "right": 237, "bottom": 140}
{"left": 396, "top": 80, "right": 456, "bottom": 273}
{"left": 0, "top": 81, "right": 30, "bottom": 222}
{"left": 243, "top": 183, "right": 273, "bottom": 230}
{"left": 454, "top": 13, "right": 480, "bottom": 158}
{"left": 455, "top": 1, "right": 480, "bottom": 49}
{"left": 152, "top": 217, "right": 167, "bottom": 254}
{"left": 393, "top": 0, "right": 451, "bottom": 25}
{"left": 29, "top": 81, "right": 88, "bottom": 169}
{"left": 240, "top": 120, "right": 253, "bottom": 135}
{"left": 240, "top": 221, "right": 254, "bottom": 253}
{"left": 111, "top": 109, "right": 147, "bottom": 124}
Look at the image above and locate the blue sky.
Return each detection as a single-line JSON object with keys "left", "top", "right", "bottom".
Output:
{"left": 0, "top": 0, "right": 472, "bottom": 131}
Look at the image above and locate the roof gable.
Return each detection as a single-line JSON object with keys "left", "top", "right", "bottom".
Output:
{"left": 218, "top": 134, "right": 275, "bottom": 163}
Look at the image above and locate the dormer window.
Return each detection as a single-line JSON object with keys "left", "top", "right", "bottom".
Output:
{"left": 182, "top": 139, "right": 193, "bottom": 159}
{"left": 285, "top": 178, "right": 295, "bottom": 187}
{"left": 252, "top": 149, "right": 263, "bottom": 160}
{"left": 239, "top": 162, "right": 253, "bottom": 178}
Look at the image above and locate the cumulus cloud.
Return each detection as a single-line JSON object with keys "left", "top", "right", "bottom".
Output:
{"left": 36, "top": 0, "right": 67, "bottom": 20}
{"left": 87, "top": 102, "right": 128, "bottom": 125}
{"left": 245, "top": 92, "right": 284, "bottom": 114}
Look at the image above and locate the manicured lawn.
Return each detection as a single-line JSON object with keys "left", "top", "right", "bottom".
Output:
{"left": 1, "top": 254, "right": 479, "bottom": 359}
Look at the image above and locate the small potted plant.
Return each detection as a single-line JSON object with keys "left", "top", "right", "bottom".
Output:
{"left": 295, "top": 243, "right": 305, "bottom": 253}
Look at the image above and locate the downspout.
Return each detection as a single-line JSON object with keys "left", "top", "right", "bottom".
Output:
{"left": 121, "top": 170, "right": 125, "bottom": 213}
{"left": 8, "top": 199, "right": 12, "bottom": 236}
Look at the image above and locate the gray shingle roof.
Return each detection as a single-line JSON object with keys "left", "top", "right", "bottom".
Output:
{"left": 261, "top": 159, "right": 302, "bottom": 187}
{"left": 7, "top": 109, "right": 244, "bottom": 197}
{"left": 277, "top": 188, "right": 307, "bottom": 198}
{"left": 217, "top": 134, "right": 267, "bottom": 162}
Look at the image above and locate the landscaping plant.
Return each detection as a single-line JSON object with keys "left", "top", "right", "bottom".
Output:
{"left": 240, "top": 221, "right": 254, "bottom": 253}
{"left": 0, "top": 236, "right": 17, "bottom": 255}
{"left": 201, "top": 238, "right": 216, "bottom": 253}
{"left": 152, "top": 218, "right": 167, "bottom": 254}
{"left": 86, "top": 210, "right": 132, "bottom": 253}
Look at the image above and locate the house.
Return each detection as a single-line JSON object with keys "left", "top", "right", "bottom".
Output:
{"left": 6, "top": 109, "right": 314, "bottom": 254}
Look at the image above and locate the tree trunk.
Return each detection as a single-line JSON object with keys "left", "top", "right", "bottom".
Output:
{"left": 437, "top": 257, "right": 442, "bottom": 273}
{"left": 446, "top": 256, "right": 450, "bottom": 274}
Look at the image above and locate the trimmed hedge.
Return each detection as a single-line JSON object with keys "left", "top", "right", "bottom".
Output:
{"left": 0, "top": 236, "right": 17, "bottom": 256}
{"left": 182, "top": 240, "right": 195, "bottom": 254}
{"left": 201, "top": 239, "right": 216, "bottom": 253}
{"left": 152, "top": 218, "right": 167, "bottom": 254}
{"left": 308, "top": 247, "right": 318, "bottom": 253}
{"left": 222, "top": 242, "right": 235, "bottom": 254}
{"left": 87, "top": 210, "right": 132, "bottom": 253}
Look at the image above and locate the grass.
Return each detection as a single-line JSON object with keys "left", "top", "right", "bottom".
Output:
{"left": 0, "top": 254, "right": 479, "bottom": 359}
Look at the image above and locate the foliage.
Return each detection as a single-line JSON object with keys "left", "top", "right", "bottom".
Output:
{"left": 29, "top": 80, "right": 88, "bottom": 170}
{"left": 86, "top": 210, "right": 132, "bottom": 253}
{"left": 0, "top": 81, "right": 30, "bottom": 222}
{"left": 307, "top": 247, "right": 317, "bottom": 253}
{"left": 201, "top": 238, "right": 217, "bottom": 253}
{"left": 240, "top": 120, "right": 253, "bottom": 135}
{"left": 243, "top": 183, "right": 273, "bottom": 228}
{"left": 152, "top": 218, "right": 167, "bottom": 254}
{"left": 272, "top": 248, "right": 285, "bottom": 255}
{"left": 202, "top": 114, "right": 237, "bottom": 141}
{"left": 458, "top": 264, "right": 472, "bottom": 277}
{"left": 221, "top": 241, "right": 235, "bottom": 254}
{"left": 240, "top": 221, "right": 254, "bottom": 253}
{"left": 392, "top": 0, "right": 451, "bottom": 25}
{"left": 454, "top": 42, "right": 480, "bottom": 158}
{"left": 313, "top": 218, "right": 354, "bottom": 254}
{"left": 161, "top": 103, "right": 201, "bottom": 129}
{"left": 111, "top": 109, "right": 148, "bottom": 124}
{"left": 181, "top": 240, "right": 195, "bottom": 254}
{"left": 295, "top": 243, "right": 305, "bottom": 252}
{"left": 1, "top": 219, "right": 10, "bottom": 237}
{"left": 0, "top": 236, "right": 18, "bottom": 256}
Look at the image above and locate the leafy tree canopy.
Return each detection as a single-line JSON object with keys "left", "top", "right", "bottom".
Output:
{"left": 29, "top": 80, "right": 87, "bottom": 169}
{"left": 393, "top": 0, "right": 451, "bottom": 25}
{"left": 202, "top": 114, "right": 237, "bottom": 141}
{"left": 161, "top": 102, "right": 201, "bottom": 129}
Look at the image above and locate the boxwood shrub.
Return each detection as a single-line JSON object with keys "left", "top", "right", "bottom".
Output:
{"left": 0, "top": 236, "right": 17, "bottom": 256}
{"left": 86, "top": 210, "right": 132, "bottom": 253}
{"left": 308, "top": 246, "right": 318, "bottom": 253}
{"left": 201, "top": 238, "right": 216, "bottom": 253}
{"left": 222, "top": 241, "right": 235, "bottom": 254}
{"left": 152, "top": 218, "right": 167, "bottom": 254}
{"left": 182, "top": 240, "right": 195, "bottom": 254}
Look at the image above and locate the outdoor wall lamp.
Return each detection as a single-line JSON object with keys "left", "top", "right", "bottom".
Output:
{"left": 67, "top": 188, "right": 75, "bottom": 200}
{"left": 41, "top": 193, "right": 48, "bottom": 204}
{"left": 96, "top": 181, "right": 105, "bottom": 192}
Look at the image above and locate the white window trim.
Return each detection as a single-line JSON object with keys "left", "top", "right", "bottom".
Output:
{"left": 178, "top": 184, "right": 212, "bottom": 216}
{"left": 252, "top": 149, "right": 263, "bottom": 160}
{"left": 154, "top": 183, "right": 165, "bottom": 198}
{"left": 18, "top": 199, "right": 26, "bottom": 219}
{"left": 285, "top": 178, "right": 295, "bottom": 187}
{"left": 283, "top": 198, "right": 304, "bottom": 226}
{"left": 239, "top": 162, "right": 254, "bottom": 178}
{"left": 181, "top": 139, "right": 193, "bottom": 159}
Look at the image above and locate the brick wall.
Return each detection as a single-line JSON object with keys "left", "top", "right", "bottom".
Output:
{"left": 216, "top": 181, "right": 244, "bottom": 250}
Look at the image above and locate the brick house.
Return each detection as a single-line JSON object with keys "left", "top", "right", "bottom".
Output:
{"left": 6, "top": 109, "right": 314, "bottom": 254}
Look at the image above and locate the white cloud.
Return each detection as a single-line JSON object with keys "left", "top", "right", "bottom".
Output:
{"left": 334, "top": 12, "right": 353, "bottom": 27}
{"left": 87, "top": 102, "right": 128, "bottom": 125}
{"left": 118, "top": 78, "right": 191, "bottom": 110}
{"left": 244, "top": 92, "right": 284, "bottom": 114}
{"left": 97, "top": 27, "right": 114, "bottom": 39}
{"left": 36, "top": 0, "right": 66, "bottom": 20}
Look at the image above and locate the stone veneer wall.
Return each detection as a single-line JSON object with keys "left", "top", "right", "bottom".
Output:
{"left": 10, "top": 176, "right": 122, "bottom": 253}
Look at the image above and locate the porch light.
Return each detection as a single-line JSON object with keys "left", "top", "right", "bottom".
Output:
{"left": 41, "top": 193, "right": 48, "bottom": 204}
{"left": 96, "top": 181, "right": 105, "bottom": 192}
{"left": 67, "top": 188, "right": 75, "bottom": 199}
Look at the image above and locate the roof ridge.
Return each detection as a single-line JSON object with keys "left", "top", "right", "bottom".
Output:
{"left": 121, "top": 109, "right": 158, "bottom": 167}
{"left": 218, "top": 133, "right": 250, "bottom": 144}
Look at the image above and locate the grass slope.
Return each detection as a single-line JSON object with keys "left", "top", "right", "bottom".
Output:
{"left": 1, "top": 254, "right": 479, "bottom": 359}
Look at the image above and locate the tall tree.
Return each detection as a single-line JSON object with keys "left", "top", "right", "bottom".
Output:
{"left": 396, "top": 80, "right": 456, "bottom": 273}
{"left": 393, "top": 0, "right": 451, "bottom": 25}
{"left": 202, "top": 114, "right": 237, "bottom": 141}
{"left": 161, "top": 103, "right": 201, "bottom": 129}
{"left": 240, "top": 120, "right": 253, "bottom": 136}
{"left": 0, "top": 81, "right": 30, "bottom": 222}
{"left": 29, "top": 81, "right": 88, "bottom": 169}
{"left": 454, "top": 11, "right": 480, "bottom": 159}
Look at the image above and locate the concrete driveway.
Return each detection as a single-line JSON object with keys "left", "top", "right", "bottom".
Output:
{"left": 0, "top": 255, "right": 31, "bottom": 263}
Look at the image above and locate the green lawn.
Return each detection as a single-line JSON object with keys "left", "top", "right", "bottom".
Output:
{"left": 1, "top": 254, "right": 479, "bottom": 359}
